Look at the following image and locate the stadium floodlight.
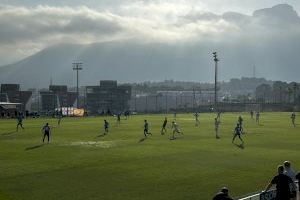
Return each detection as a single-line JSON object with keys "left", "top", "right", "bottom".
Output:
{"left": 72, "top": 62, "right": 83, "bottom": 108}
{"left": 212, "top": 52, "right": 219, "bottom": 111}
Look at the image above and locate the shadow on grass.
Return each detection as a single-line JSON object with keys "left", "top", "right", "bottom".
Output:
{"left": 170, "top": 135, "right": 184, "bottom": 140}
{"left": 138, "top": 137, "right": 147, "bottom": 143}
{"left": 97, "top": 133, "right": 106, "bottom": 138}
{"left": 233, "top": 143, "right": 245, "bottom": 149}
{"left": 25, "top": 144, "right": 44, "bottom": 151}
{"left": 1, "top": 131, "right": 17, "bottom": 136}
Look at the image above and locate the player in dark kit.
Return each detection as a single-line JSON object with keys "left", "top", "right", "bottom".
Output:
{"left": 194, "top": 112, "right": 200, "bottom": 126}
{"left": 250, "top": 110, "right": 254, "bottom": 119}
{"left": 161, "top": 117, "right": 168, "bottom": 135}
{"left": 117, "top": 113, "right": 121, "bottom": 126}
{"left": 215, "top": 118, "right": 220, "bottom": 139}
{"left": 16, "top": 113, "right": 24, "bottom": 131}
{"left": 256, "top": 111, "right": 260, "bottom": 125}
{"left": 291, "top": 112, "right": 296, "bottom": 127}
{"left": 144, "top": 120, "right": 152, "bottom": 137}
{"left": 57, "top": 110, "right": 63, "bottom": 125}
{"left": 42, "top": 123, "right": 51, "bottom": 143}
{"left": 124, "top": 111, "right": 130, "bottom": 120}
{"left": 238, "top": 116, "right": 244, "bottom": 133}
{"left": 104, "top": 120, "right": 109, "bottom": 135}
{"left": 232, "top": 123, "right": 244, "bottom": 145}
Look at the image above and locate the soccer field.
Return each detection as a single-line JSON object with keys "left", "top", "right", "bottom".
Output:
{"left": 0, "top": 112, "right": 299, "bottom": 200}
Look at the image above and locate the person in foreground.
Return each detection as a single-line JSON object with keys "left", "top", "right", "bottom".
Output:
{"left": 212, "top": 187, "right": 233, "bottom": 200}
{"left": 296, "top": 172, "right": 300, "bottom": 193}
{"left": 283, "top": 161, "right": 297, "bottom": 200}
{"left": 263, "top": 165, "right": 293, "bottom": 200}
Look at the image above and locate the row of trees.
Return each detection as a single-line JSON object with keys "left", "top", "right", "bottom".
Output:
{"left": 131, "top": 78, "right": 270, "bottom": 95}
{"left": 255, "top": 81, "right": 299, "bottom": 104}
{"left": 131, "top": 80, "right": 214, "bottom": 95}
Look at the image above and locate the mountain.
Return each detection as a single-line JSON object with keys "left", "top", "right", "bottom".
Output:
{"left": 253, "top": 4, "right": 300, "bottom": 24}
{"left": 0, "top": 41, "right": 217, "bottom": 88}
{"left": 0, "top": 4, "right": 300, "bottom": 89}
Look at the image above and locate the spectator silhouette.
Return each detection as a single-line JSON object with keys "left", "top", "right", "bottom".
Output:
{"left": 212, "top": 187, "right": 233, "bottom": 200}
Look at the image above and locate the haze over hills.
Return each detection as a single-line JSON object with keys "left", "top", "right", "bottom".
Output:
{"left": 0, "top": 4, "right": 300, "bottom": 89}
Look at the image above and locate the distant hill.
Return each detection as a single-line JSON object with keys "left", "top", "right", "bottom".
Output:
{"left": 0, "top": 42, "right": 216, "bottom": 88}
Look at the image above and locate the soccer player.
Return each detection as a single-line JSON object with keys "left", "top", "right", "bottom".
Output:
{"left": 173, "top": 112, "right": 177, "bottom": 119}
{"left": 104, "top": 120, "right": 109, "bottom": 135}
{"left": 42, "top": 123, "right": 51, "bottom": 143}
{"left": 194, "top": 112, "right": 200, "bottom": 126}
{"left": 161, "top": 117, "right": 168, "bottom": 135}
{"left": 124, "top": 111, "right": 130, "bottom": 120}
{"left": 238, "top": 115, "right": 244, "bottom": 133}
{"left": 16, "top": 113, "right": 24, "bottom": 131}
{"left": 250, "top": 110, "right": 254, "bottom": 119}
{"left": 256, "top": 111, "right": 260, "bottom": 125}
{"left": 215, "top": 118, "right": 220, "bottom": 139}
{"left": 117, "top": 113, "right": 121, "bottom": 126}
{"left": 232, "top": 123, "right": 244, "bottom": 145}
{"left": 57, "top": 110, "right": 63, "bottom": 125}
{"left": 216, "top": 111, "right": 221, "bottom": 121}
{"left": 143, "top": 120, "right": 151, "bottom": 137}
{"left": 171, "top": 121, "right": 182, "bottom": 140}
{"left": 291, "top": 112, "right": 296, "bottom": 127}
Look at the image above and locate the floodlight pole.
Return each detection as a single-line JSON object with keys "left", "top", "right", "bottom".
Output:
{"left": 213, "top": 52, "right": 219, "bottom": 111}
{"left": 193, "top": 87, "right": 195, "bottom": 111}
{"left": 72, "top": 62, "right": 83, "bottom": 108}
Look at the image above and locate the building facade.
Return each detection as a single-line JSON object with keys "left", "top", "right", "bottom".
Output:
{"left": 86, "top": 80, "right": 131, "bottom": 115}
{"left": 0, "top": 84, "right": 32, "bottom": 111}
{"left": 40, "top": 85, "right": 77, "bottom": 112}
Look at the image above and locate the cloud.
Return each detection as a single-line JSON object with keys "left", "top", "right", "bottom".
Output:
{"left": 0, "top": 5, "right": 123, "bottom": 44}
{"left": 0, "top": 5, "right": 128, "bottom": 64}
{"left": 0, "top": 2, "right": 300, "bottom": 66}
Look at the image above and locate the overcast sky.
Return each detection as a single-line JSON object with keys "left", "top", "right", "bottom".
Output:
{"left": 1, "top": 0, "right": 300, "bottom": 14}
{"left": 0, "top": 0, "right": 300, "bottom": 66}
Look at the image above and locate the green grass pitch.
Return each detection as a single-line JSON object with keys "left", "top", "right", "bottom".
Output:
{"left": 0, "top": 112, "right": 299, "bottom": 200}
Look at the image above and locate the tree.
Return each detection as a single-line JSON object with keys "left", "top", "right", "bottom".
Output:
{"left": 286, "top": 87, "right": 293, "bottom": 103}
{"left": 255, "top": 84, "right": 272, "bottom": 103}
{"left": 289, "top": 82, "right": 299, "bottom": 104}
{"left": 272, "top": 81, "right": 288, "bottom": 103}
